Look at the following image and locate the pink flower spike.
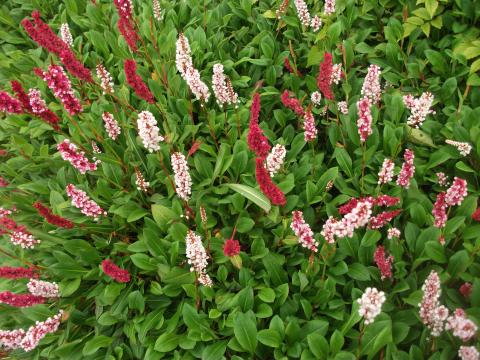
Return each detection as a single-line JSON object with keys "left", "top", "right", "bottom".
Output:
{"left": 361, "top": 64, "right": 382, "bottom": 104}
{"left": 57, "top": 139, "right": 100, "bottom": 174}
{"left": 124, "top": 59, "right": 155, "bottom": 103}
{"left": 66, "top": 184, "right": 106, "bottom": 221}
{"left": 171, "top": 152, "right": 192, "bottom": 201}
{"left": 356, "top": 97, "right": 373, "bottom": 143}
{"left": 432, "top": 192, "right": 448, "bottom": 229}
{"left": 396, "top": 149, "right": 415, "bottom": 188}
{"left": 102, "top": 112, "right": 121, "bottom": 140}
{"left": 445, "top": 177, "right": 467, "bottom": 206}
{"left": 0, "top": 92, "right": 23, "bottom": 114}
{"left": 290, "top": 211, "right": 318, "bottom": 252}
{"left": 373, "top": 245, "right": 394, "bottom": 280}
{"left": 419, "top": 270, "right": 448, "bottom": 337}
{"left": 303, "top": 110, "right": 317, "bottom": 142}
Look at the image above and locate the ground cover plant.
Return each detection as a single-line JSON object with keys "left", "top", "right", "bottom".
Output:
{"left": 0, "top": 0, "right": 479, "bottom": 358}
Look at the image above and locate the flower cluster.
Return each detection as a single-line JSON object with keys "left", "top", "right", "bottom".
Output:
{"left": 436, "top": 172, "right": 449, "bottom": 186}
{"left": 276, "top": 0, "right": 289, "bottom": 19}
{"left": 34, "top": 65, "right": 82, "bottom": 115}
{"left": 317, "top": 53, "right": 334, "bottom": 100}
{"left": 356, "top": 97, "right": 373, "bottom": 143}
{"left": 303, "top": 110, "right": 317, "bottom": 142}
{"left": 255, "top": 157, "right": 287, "bottom": 206}
{"left": 445, "top": 177, "right": 467, "bottom": 206}
{"left": 357, "top": 287, "right": 386, "bottom": 325}
{"left": 10, "top": 80, "right": 32, "bottom": 111}
{"left": 57, "top": 139, "right": 100, "bottom": 174}
{"left": 446, "top": 139, "right": 472, "bottom": 157}
{"left": 419, "top": 270, "right": 449, "bottom": 336}
{"left": 223, "top": 238, "right": 241, "bottom": 257}
{"left": 153, "top": 0, "right": 163, "bottom": 21}
{"left": 265, "top": 144, "right": 286, "bottom": 177}
{"left": 459, "top": 346, "right": 480, "bottom": 360}
{"left": 445, "top": 309, "right": 478, "bottom": 342}
{"left": 27, "top": 279, "right": 59, "bottom": 298}
{"left": 59, "top": 23, "right": 73, "bottom": 47}
{"left": 337, "top": 101, "right": 348, "bottom": 114}
{"left": 373, "top": 245, "right": 394, "bottom": 280}
{"left": 396, "top": 149, "right": 415, "bottom": 188}
{"left": 324, "top": 0, "right": 336, "bottom": 15}
{"left": 330, "top": 63, "right": 343, "bottom": 85}
{"left": 102, "top": 259, "right": 130, "bottom": 283}
{"left": 290, "top": 211, "right": 318, "bottom": 252}
{"left": 0, "top": 92, "right": 23, "bottom": 113}
{"left": 171, "top": 152, "right": 192, "bottom": 201}
{"left": 387, "top": 227, "right": 401, "bottom": 239}
{"left": 432, "top": 192, "right": 448, "bottom": 229}
{"left": 403, "top": 92, "right": 435, "bottom": 128}
{"left": 0, "top": 292, "right": 45, "bottom": 308}
{"left": 185, "top": 231, "right": 212, "bottom": 287}
{"left": 247, "top": 93, "right": 271, "bottom": 158}
{"left": 294, "top": 0, "right": 311, "bottom": 27}
{"left": 0, "top": 310, "right": 64, "bottom": 351}
{"left": 66, "top": 184, "right": 106, "bottom": 221}
{"left": 114, "top": 0, "right": 139, "bottom": 51}
{"left": 96, "top": 64, "right": 114, "bottom": 94}
{"left": 281, "top": 90, "right": 304, "bottom": 116}
{"left": 361, "top": 64, "right": 382, "bottom": 104}
{"left": 33, "top": 202, "right": 74, "bottom": 229}
{"left": 0, "top": 210, "right": 40, "bottom": 249}
{"left": 311, "top": 91, "right": 322, "bottom": 106}
{"left": 22, "top": 11, "right": 92, "bottom": 82}
{"left": 102, "top": 112, "right": 121, "bottom": 140}
{"left": 311, "top": 15, "right": 322, "bottom": 32}
{"left": 135, "top": 168, "right": 150, "bottom": 192}
{"left": 378, "top": 158, "right": 395, "bottom": 184}
{"left": 137, "top": 111, "right": 163, "bottom": 152}
{"left": 0, "top": 266, "right": 37, "bottom": 280}
{"left": 212, "top": 63, "right": 238, "bottom": 107}
{"left": 175, "top": 33, "right": 210, "bottom": 103}
{"left": 124, "top": 59, "right": 155, "bottom": 103}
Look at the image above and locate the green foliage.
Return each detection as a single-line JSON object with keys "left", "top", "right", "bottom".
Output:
{"left": 0, "top": 0, "right": 479, "bottom": 359}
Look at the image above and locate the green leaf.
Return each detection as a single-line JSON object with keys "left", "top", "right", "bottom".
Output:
{"left": 333, "top": 148, "right": 353, "bottom": 178}
{"left": 151, "top": 204, "right": 176, "bottom": 230}
{"left": 448, "top": 250, "right": 469, "bottom": 277}
{"left": 182, "top": 303, "right": 216, "bottom": 337}
{"left": 225, "top": 183, "right": 271, "bottom": 212}
{"left": 154, "top": 333, "right": 179, "bottom": 352}
{"left": 233, "top": 311, "right": 257, "bottom": 353}
{"left": 202, "top": 341, "right": 227, "bottom": 360}
{"left": 307, "top": 333, "right": 329, "bottom": 359}
{"left": 82, "top": 336, "right": 112, "bottom": 356}
{"left": 257, "top": 329, "right": 281, "bottom": 348}
{"left": 424, "top": 241, "right": 447, "bottom": 263}
{"left": 347, "top": 263, "right": 370, "bottom": 281}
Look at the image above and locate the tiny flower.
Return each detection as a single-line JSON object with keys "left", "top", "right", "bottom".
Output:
{"left": 19, "top": 310, "right": 64, "bottom": 351}
{"left": 357, "top": 287, "right": 386, "bottom": 325}
{"left": 361, "top": 64, "right": 382, "bottom": 104}
{"left": 66, "top": 184, "right": 106, "bottom": 221}
{"left": 212, "top": 63, "right": 238, "bottom": 107}
{"left": 27, "top": 279, "right": 59, "bottom": 298}
{"left": 200, "top": 207, "right": 207, "bottom": 224}
{"left": 59, "top": 23, "right": 73, "bottom": 47}
{"left": 185, "top": 230, "right": 212, "bottom": 287}
{"left": 10, "top": 230, "right": 40, "bottom": 249}
{"left": 459, "top": 346, "right": 480, "bottom": 360}
{"left": 310, "top": 15, "right": 322, "bottom": 32}
{"left": 294, "top": 0, "right": 311, "bottom": 27}
{"left": 91, "top": 142, "right": 101, "bottom": 154}
{"left": 57, "top": 139, "right": 100, "bottom": 174}
{"left": 356, "top": 97, "right": 373, "bottom": 143}
{"left": 290, "top": 211, "right": 318, "bottom": 252}
{"left": 171, "top": 152, "right": 192, "bottom": 201}
{"left": 96, "top": 64, "right": 114, "bottom": 94}
{"left": 337, "top": 100, "right": 348, "bottom": 114}
{"left": 369, "top": 210, "right": 401, "bottom": 229}
{"left": 102, "top": 112, "right": 121, "bottom": 140}
{"left": 387, "top": 227, "right": 401, "bottom": 239}
{"left": 320, "top": 216, "right": 339, "bottom": 244}
{"left": 102, "top": 259, "right": 130, "bottom": 283}
{"left": 137, "top": 110, "right": 163, "bottom": 152}
{"left": 378, "top": 158, "right": 395, "bottom": 184}
{"left": 403, "top": 92, "right": 435, "bottom": 128}
{"left": 445, "top": 177, "right": 467, "bottom": 206}
{"left": 303, "top": 110, "right": 317, "bottom": 142}
{"left": 396, "top": 149, "right": 415, "bottom": 189}
{"left": 445, "top": 139, "right": 472, "bottom": 157}
{"left": 374, "top": 246, "right": 394, "bottom": 280}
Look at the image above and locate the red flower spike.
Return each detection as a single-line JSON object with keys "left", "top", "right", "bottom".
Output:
{"left": 247, "top": 93, "right": 271, "bottom": 158}
{"left": 102, "top": 259, "right": 130, "bottom": 283}
{"left": 472, "top": 208, "right": 480, "bottom": 222}
{"left": 124, "top": 59, "right": 155, "bottom": 103}
{"left": 0, "top": 292, "right": 45, "bottom": 307}
{"left": 255, "top": 157, "right": 286, "bottom": 206}
{"left": 33, "top": 202, "right": 74, "bottom": 229}
{"left": 0, "top": 266, "right": 37, "bottom": 280}
{"left": 317, "top": 52, "right": 334, "bottom": 100}
{"left": 281, "top": 90, "right": 304, "bottom": 116}
{"left": 10, "top": 81, "right": 32, "bottom": 112}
